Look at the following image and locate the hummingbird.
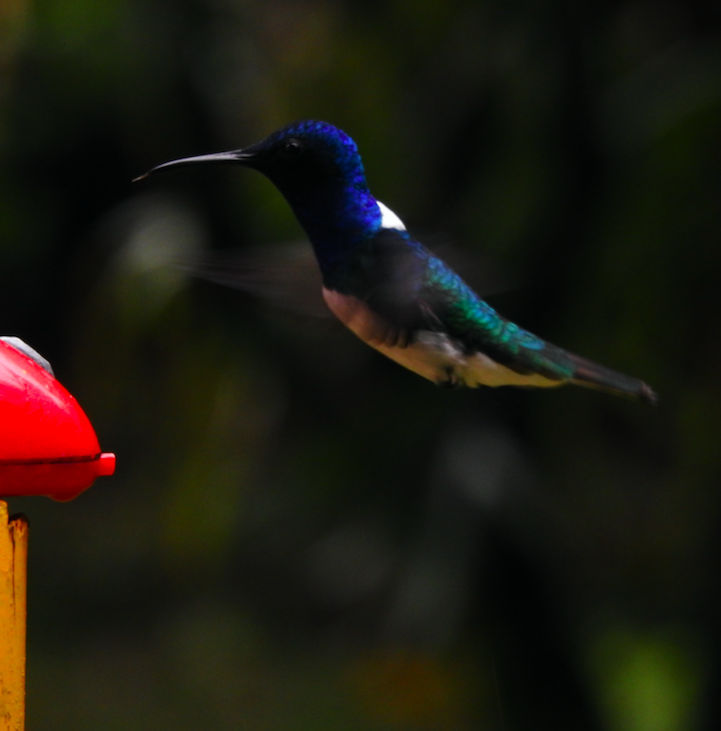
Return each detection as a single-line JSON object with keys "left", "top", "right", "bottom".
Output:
{"left": 135, "top": 120, "right": 657, "bottom": 404}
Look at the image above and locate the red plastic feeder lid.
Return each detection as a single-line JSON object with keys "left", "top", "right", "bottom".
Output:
{"left": 0, "top": 337, "right": 115, "bottom": 501}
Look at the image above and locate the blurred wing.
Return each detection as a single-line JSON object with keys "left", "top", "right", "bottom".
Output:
{"left": 184, "top": 236, "right": 515, "bottom": 323}
{"left": 183, "top": 241, "right": 331, "bottom": 318}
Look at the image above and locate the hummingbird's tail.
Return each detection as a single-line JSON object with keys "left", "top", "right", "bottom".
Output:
{"left": 567, "top": 353, "right": 658, "bottom": 405}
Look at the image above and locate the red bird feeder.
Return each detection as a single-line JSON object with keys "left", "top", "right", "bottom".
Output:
{"left": 0, "top": 336, "right": 115, "bottom": 731}
{"left": 0, "top": 337, "right": 115, "bottom": 501}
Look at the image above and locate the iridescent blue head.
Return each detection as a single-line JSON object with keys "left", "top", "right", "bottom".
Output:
{"left": 138, "top": 120, "right": 387, "bottom": 273}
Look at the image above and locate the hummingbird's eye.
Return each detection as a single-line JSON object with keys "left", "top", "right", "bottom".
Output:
{"left": 284, "top": 139, "right": 303, "bottom": 156}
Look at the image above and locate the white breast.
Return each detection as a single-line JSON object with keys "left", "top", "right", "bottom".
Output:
{"left": 322, "top": 288, "right": 561, "bottom": 389}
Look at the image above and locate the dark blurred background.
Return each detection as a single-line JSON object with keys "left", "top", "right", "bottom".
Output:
{"left": 2, "top": 0, "right": 721, "bottom": 729}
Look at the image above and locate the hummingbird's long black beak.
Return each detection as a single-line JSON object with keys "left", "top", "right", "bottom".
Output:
{"left": 133, "top": 149, "right": 259, "bottom": 182}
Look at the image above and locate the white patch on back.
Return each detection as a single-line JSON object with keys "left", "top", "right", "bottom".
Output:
{"left": 322, "top": 288, "right": 563, "bottom": 389}
{"left": 377, "top": 201, "right": 406, "bottom": 231}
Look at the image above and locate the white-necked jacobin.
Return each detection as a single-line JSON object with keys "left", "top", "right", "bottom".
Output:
{"left": 135, "top": 120, "right": 657, "bottom": 404}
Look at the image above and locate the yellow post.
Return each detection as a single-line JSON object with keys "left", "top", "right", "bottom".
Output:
{"left": 0, "top": 502, "right": 27, "bottom": 731}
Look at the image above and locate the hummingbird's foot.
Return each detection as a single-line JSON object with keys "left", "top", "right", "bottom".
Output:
{"left": 438, "top": 367, "right": 463, "bottom": 389}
